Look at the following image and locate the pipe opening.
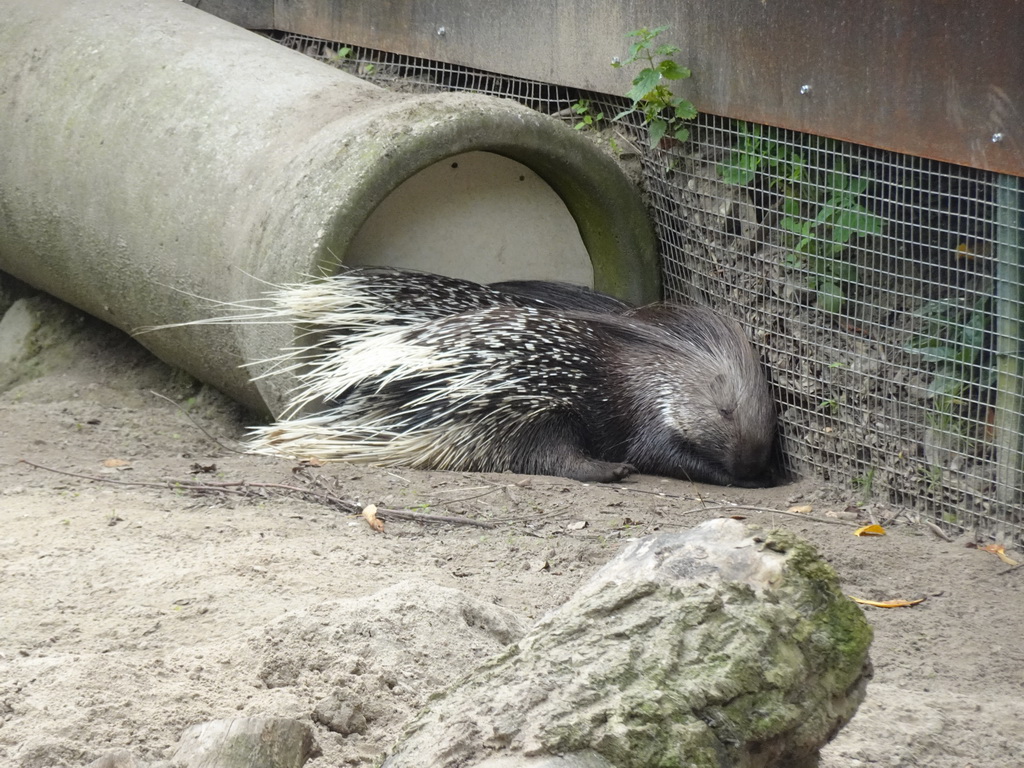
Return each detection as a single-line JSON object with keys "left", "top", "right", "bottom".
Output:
{"left": 346, "top": 151, "right": 594, "bottom": 286}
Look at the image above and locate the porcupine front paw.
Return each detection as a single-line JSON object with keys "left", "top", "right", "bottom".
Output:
{"left": 570, "top": 460, "right": 636, "bottom": 483}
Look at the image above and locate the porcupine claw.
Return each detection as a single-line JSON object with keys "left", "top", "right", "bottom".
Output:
{"left": 609, "top": 462, "right": 636, "bottom": 482}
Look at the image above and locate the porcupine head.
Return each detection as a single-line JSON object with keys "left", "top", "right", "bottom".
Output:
{"left": 610, "top": 306, "right": 776, "bottom": 487}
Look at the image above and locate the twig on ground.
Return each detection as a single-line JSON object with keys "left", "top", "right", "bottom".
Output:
{"left": 689, "top": 504, "right": 860, "bottom": 528}
{"left": 924, "top": 521, "right": 955, "bottom": 542}
{"left": 375, "top": 508, "right": 495, "bottom": 529}
{"left": 148, "top": 390, "right": 247, "bottom": 454}
{"left": 435, "top": 486, "right": 504, "bottom": 505}
{"left": 609, "top": 484, "right": 712, "bottom": 503}
{"left": 16, "top": 459, "right": 494, "bottom": 529}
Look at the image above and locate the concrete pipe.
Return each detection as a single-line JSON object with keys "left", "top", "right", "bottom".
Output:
{"left": 0, "top": 0, "right": 658, "bottom": 415}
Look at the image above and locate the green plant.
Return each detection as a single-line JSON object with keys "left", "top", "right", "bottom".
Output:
{"left": 718, "top": 122, "right": 805, "bottom": 188}
{"left": 907, "top": 293, "right": 994, "bottom": 426}
{"left": 852, "top": 468, "right": 875, "bottom": 500}
{"left": 612, "top": 26, "right": 697, "bottom": 147}
{"left": 329, "top": 46, "right": 353, "bottom": 62}
{"left": 327, "top": 47, "right": 377, "bottom": 76}
{"left": 718, "top": 123, "right": 885, "bottom": 313}
{"left": 817, "top": 397, "right": 840, "bottom": 415}
{"left": 570, "top": 99, "right": 604, "bottom": 131}
{"left": 781, "top": 160, "right": 885, "bottom": 312}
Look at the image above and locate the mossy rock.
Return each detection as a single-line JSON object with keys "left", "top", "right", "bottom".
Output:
{"left": 383, "top": 519, "right": 872, "bottom": 768}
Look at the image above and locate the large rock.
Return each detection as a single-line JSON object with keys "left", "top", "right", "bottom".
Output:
{"left": 171, "top": 717, "right": 320, "bottom": 768}
{"left": 383, "top": 518, "right": 872, "bottom": 768}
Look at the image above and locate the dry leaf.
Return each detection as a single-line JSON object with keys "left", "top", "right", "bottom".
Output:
{"left": 980, "top": 544, "right": 1020, "bottom": 566}
{"left": 566, "top": 520, "right": 588, "bottom": 531}
{"left": 362, "top": 504, "right": 385, "bottom": 533}
{"left": 787, "top": 504, "right": 813, "bottom": 515}
{"left": 854, "top": 524, "right": 887, "bottom": 536}
{"left": 102, "top": 458, "right": 131, "bottom": 468}
{"left": 849, "top": 596, "right": 926, "bottom": 608}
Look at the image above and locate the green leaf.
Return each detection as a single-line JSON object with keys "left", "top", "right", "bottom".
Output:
{"left": 673, "top": 100, "right": 698, "bottom": 119}
{"left": 784, "top": 252, "right": 804, "bottom": 269}
{"left": 658, "top": 60, "right": 689, "bottom": 79}
{"left": 832, "top": 261, "right": 859, "bottom": 282}
{"left": 831, "top": 208, "right": 885, "bottom": 243}
{"left": 782, "top": 196, "right": 803, "bottom": 217}
{"left": 928, "top": 374, "right": 966, "bottom": 399}
{"left": 787, "top": 156, "right": 807, "bottom": 182}
{"left": 626, "top": 68, "right": 663, "bottom": 103}
{"left": 846, "top": 176, "right": 870, "bottom": 196}
{"left": 719, "top": 164, "right": 755, "bottom": 186}
{"left": 795, "top": 235, "right": 815, "bottom": 253}
{"left": 817, "top": 281, "right": 846, "bottom": 314}
{"left": 829, "top": 226, "right": 855, "bottom": 246}
{"left": 655, "top": 43, "right": 681, "bottom": 57}
{"left": 672, "top": 126, "right": 690, "bottom": 143}
{"left": 814, "top": 204, "right": 838, "bottom": 225}
{"left": 626, "top": 40, "right": 647, "bottom": 61}
{"left": 780, "top": 216, "right": 810, "bottom": 235}
{"left": 718, "top": 152, "right": 759, "bottom": 185}
{"left": 860, "top": 211, "right": 886, "bottom": 235}
{"left": 720, "top": 168, "right": 754, "bottom": 186}
{"left": 648, "top": 118, "right": 668, "bottom": 147}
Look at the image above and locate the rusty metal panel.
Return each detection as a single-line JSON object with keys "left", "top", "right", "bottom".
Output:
{"left": 265, "top": 0, "right": 1023, "bottom": 176}
{"left": 192, "top": 0, "right": 275, "bottom": 30}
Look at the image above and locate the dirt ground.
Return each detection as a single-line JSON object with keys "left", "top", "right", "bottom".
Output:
{"left": 1, "top": 295, "right": 1023, "bottom": 768}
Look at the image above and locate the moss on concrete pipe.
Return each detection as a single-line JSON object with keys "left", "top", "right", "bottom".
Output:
{"left": 0, "top": 0, "right": 658, "bottom": 415}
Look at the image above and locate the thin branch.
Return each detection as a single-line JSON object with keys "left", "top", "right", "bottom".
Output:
{"left": 686, "top": 504, "right": 860, "bottom": 527}
{"left": 16, "top": 459, "right": 493, "bottom": 529}
{"left": 148, "top": 390, "right": 248, "bottom": 454}
{"left": 375, "top": 508, "right": 495, "bottom": 529}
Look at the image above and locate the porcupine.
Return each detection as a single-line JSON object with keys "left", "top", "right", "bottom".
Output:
{"left": 243, "top": 267, "right": 777, "bottom": 487}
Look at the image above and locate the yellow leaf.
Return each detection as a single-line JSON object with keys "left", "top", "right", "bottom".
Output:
{"left": 849, "top": 596, "right": 926, "bottom": 608}
{"left": 854, "top": 524, "right": 887, "bottom": 536}
{"left": 787, "top": 504, "right": 813, "bottom": 515}
{"left": 980, "top": 544, "right": 1020, "bottom": 567}
{"left": 102, "top": 458, "right": 131, "bottom": 468}
{"left": 362, "top": 504, "right": 385, "bottom": 533}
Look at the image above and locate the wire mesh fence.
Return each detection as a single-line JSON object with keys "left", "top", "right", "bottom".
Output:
{"left": 274, "top": 32, "right": 1024, "bottom": 545}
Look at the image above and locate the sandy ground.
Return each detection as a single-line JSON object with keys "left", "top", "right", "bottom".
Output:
{"left": 1, "top": 293, "right": 1023, "bottom": 768}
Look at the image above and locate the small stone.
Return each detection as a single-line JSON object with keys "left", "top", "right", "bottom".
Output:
{"left": 313, "top": 690, "right": 368, "bottom": 736}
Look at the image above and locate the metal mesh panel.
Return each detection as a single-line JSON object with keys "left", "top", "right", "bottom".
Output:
{"left": 648, "top": 122, "right": 1023, "bottom": 547}
{"left": 274, "top": 32, "right": 1024, "bottom": 545}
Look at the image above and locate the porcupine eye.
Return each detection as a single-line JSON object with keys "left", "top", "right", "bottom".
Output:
{"left": 719, "top": 407, "right": 735, "bottom": 420}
